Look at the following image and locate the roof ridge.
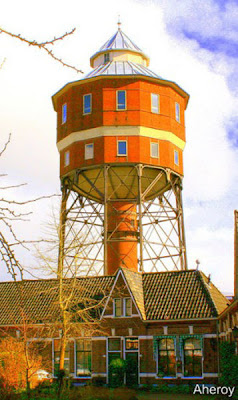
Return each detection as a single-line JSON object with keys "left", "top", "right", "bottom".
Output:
{"left": 197, "top": 271, "right": 219, "bottom": 317}
{"left": 199, "top": 271, "right": 229, "bottom": 315}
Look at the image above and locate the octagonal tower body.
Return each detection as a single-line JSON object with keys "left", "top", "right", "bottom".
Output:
{"left": 52, "top": 26, "right": 189, "bottom": 275}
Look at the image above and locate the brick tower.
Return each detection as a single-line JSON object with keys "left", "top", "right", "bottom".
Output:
{"left": 52, "top": 23, "right": 189, "bottom": 276}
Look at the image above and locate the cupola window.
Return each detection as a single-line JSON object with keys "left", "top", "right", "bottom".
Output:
{"left": 117, "top": 90, "right": 126, "bottom": 110}
{"left": 104, "top": 53, "right": 110, "bottom": 63}
{"left": 83, "top": 94, "right": 92, "bottom": 115}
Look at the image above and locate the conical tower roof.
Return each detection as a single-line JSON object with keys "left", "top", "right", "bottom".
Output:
{"left": 90, "top": 23, "right": 150, "bottom": 69}
{"left": 99, "top": 27, "right": 143, "bottom": 53}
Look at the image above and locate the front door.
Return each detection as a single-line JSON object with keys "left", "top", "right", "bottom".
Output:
{"left": 125, "top": 352, "right": 138, "bottom": 386}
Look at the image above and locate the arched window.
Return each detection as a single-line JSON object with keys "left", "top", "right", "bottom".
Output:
{"left": 158, "top": 338, "right": 176, "bottom": 377}
{"left": 183, "top": 338, "right": 202, "bottom": 377}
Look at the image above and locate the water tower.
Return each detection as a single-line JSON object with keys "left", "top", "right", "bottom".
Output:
{"left": 52, "top": 23, "right": 189, "bottom": 276}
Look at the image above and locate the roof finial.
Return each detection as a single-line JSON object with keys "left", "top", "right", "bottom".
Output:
{"left": 117, "top": 15, "right": 121, "bottom": 30}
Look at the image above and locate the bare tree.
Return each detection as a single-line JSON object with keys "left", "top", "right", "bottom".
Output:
{"left": 0, "top": 27, "right": 83, "bottom": 74}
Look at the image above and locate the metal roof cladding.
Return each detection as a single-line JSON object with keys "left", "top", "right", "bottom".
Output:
{"left": 85, "top": 61, "right": 161, "bottom": 79}
{"left": 99, "top": 27, "right": 143, "bottom": 53}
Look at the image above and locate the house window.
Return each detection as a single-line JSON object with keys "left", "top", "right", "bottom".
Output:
{"left": 175, "top": 102, "right": 180, "bottom": 122}
{"left": 125, "top": 337, "right": 138, "bottom": 350}
{"left": 125, "top": 298, "right": 132, "bottom": 316}
{"left": 62, "top": 103, "right": 67, "bottom": 124}
{"left": 108, "top": 338, "right": 121, "bottom": 351}
{"left": 53, "top": 339, "right": 70, "bottom": 377}
{"left": 151, "top": 142, "right": 159, "bottom": 158}
{"left": 117, "top": 140, "right": 127, "bottom": 156}
{"left": 76, "top": 339, "right": 91, "bottom": 377}
{"left": 151, "top": 93, "right": 159, "bottom": 113}
{"left": 85, "top": 143, "right": 94, "bottom": 160}
{"left": 117, "top": 90, "right": 126, "bottom": 110}
{"left": 64, "top": 151, "right": 70, "bottom": 167}
{"left": 83, "top": 94, "right": 92, "bottom": 114}
{"left": 104, "top": 53, "right": 110, "bottom": 63}
{"left": 114, "top": 298, "right": 123, "bottom": 317}
{"left": 114, "top": 298, "right": 132, "bottom": 317}
{"left": 183, "top": 338, "right": 202, "bottom": 377}
{"left": 158, "top": 338, "right": 176, "bottom": 377}
{"left": 174, "top": 150, "right": 179, "bottom": 165}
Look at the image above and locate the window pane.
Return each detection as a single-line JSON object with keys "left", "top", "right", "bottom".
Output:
{"left": 64, "top": 151, "right": 70, "bottom": 166}
{"left": 175, "top": 102, "right": 180, "bottom": 122}
{"left": 174, "top": 150, "right": 179, "bottom": 165}
{"left": 104, "top": 53, "right": 110, "bottom": 63}
{"left": 158, "top": 339, "right": 176, "bottom": 377}
{"left": 125, "top": 298, "right": 132, "bottom": 316}
{"left": 118, "top": 141, "right": 127, "bottom": 155}
{"left": 151, "top": 142, "right": 159, "bottom": 158}
{"left": 85, "top": 143, "right": 94, "bottom": 160}
{"left": 76, "top": 339, "right": 91, "bottom": 376}
{"left": 151, "top": 93, "right": 159, "bottom": 113}
{"left": 62, "top": 104, "right": 67, "bottom": 123}
{"left": 125, "top": 338, "right": 138, "bottom": 350}
{"left": 108, "top": 338, "right": 121, "bottom": 351}
{"left": 114, "top": 298, "right": 122, "bottom": 317}
{"left": 84, "top": 94, "right": 91, "bottom": 114}
{"left": 117, "top": 91, "right": 126, "bottom": 110}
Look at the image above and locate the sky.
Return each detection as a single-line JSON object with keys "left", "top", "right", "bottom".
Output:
{"left": 0, "top": 0, "right": 237, "bottom": 294}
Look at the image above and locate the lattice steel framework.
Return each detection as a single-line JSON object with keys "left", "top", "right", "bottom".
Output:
{"left": 58, "top": 164, "right": 187, "bottom": 276}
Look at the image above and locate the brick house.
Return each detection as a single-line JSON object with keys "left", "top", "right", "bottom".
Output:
{"left": 0, "top": 268, "right": 229, "bottom": 385}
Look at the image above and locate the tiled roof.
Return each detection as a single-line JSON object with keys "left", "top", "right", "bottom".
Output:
{"left": 0, "top": 270, "right": 229, "bottom": 325}
{"left": 0, "top": 276, "right": 113, "bottom": 326}
{"left": 122, "top": 268, "right": 146, "bottom": 320}
{"left": 142, "top": 270, "right": 229, "bottom": 320}
{"left": 84, "top": 61, "right": 160, "bottom": 79}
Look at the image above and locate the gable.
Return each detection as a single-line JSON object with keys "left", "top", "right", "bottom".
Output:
{"left": 102, "top": 270, "right": 141, "bottom": 319}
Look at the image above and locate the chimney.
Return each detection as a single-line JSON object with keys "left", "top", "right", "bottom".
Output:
{"left": 234, "top": 210, "right": 238, "bottom": 299}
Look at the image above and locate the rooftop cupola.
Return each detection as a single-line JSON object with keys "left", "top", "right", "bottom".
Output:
{"left": 90, "top": 22, "right": 150, "bottom": 68}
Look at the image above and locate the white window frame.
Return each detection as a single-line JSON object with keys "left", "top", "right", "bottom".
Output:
{"left": 117, "top": 140, "right": 127, "bottom": 156}
{"left": 62, "top": 103, "right": 67, "bottom": 124}
{"left": 64, "top": 151, "right": 70, "bottom": 167}
{"left": 116, "top": 90, "right": 126, "bottom": 111}
{"left": 124, "top": 298, "right": 132, "bottom": 317}
{"left": 83, "top": 94, "right": 92, "bottom": 115}
{"left": 175, "top": 102, "right": 180, "bottom": 122}
{"left": 151, "top": 93, "right": 159, "bottom": 114}
{"left": 174, "top": 150, "right": 179, "bottom": 166}
{"left": 85, "top": 143, "right": 94, "bottom": 160}
{"left": 151, "top": 142, "right": 159, "bottom": 158}
{"left": 113, "top": 298, "right": 132, "bottom": 317}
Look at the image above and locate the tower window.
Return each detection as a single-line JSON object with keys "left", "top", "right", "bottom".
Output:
{"left": 104, "top": 53, "right": 110, "bottom": 63}
{"left": 151, "top": 93, "right": 159, "bottom": 113}
{"left": 117, "top": 90, "right": 126, "bottom": 110}
{"left": 64, "top": 151, "right": 70, "bottom": 167}
{"left": 175, "top": 102, "right": 180, "bottom": 122}
{"left": 85, "top": 143, "right": 94, "bottom": 160}
{"left": 83, "top": 94, "right": 92, "bottom": 115}
{"left": 174, "top": 150, "right": 179, "bottom": 165}
{"left": 151, "top": 142, "right": 159, "bottom": 158}
{"left": 62, "top": 103, "right": 67, "bottom": 124}
{"left": 117, "top": 140, "right": 127, "bottom": 156}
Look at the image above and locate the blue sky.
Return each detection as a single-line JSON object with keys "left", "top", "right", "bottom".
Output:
{"left": 0, "top": 0, "right": 237, "bottom": 293}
